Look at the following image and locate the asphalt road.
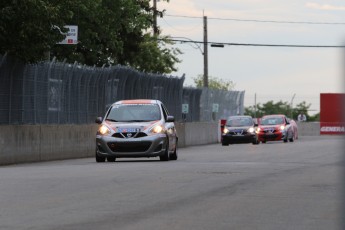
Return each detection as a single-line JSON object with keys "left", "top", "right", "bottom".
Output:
{"left": 0, "top": 136, "right": 344, "bottom": 230}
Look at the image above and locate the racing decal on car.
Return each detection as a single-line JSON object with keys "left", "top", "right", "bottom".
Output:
{"left": 117, "top": 128, "right": 141, "bottom": 133}
{"left": 117, "top": 99, "right": 155, "bottom": 104}
{"left": 264, "top": 128, "right": 275, "bottom": 133}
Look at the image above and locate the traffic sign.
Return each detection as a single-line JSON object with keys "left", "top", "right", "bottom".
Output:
{"left": 58, "top": 25, "right": 78, "bottom": 45}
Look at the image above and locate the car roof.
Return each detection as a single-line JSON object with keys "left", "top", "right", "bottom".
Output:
{"left": 262, "top": 114, "right": 285, "bottom": 118}
{"left": 113, "top": 99, "right": 160, "bottom": 105}
{"left": 228, "top": 115, "right": 253, "bottom": 119}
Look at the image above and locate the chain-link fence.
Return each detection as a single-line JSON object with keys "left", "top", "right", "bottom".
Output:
{"left": 0, "top": 54, "right": 245, "bottom": 124}
{"left": 200, "top": 88, "right": 245, "bottom": 121}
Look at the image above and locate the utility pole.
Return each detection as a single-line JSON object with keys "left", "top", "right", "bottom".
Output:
{"left": 290, "top": 93, "right": 296, "bottom": 119}
{"left": 203, "top": 15, "right": 208, "bottom": 88}
{"left": 254, "top": 93, "right": 257, "bottom": 118}
{"left": 153, "top": 0, "right": 158, "bottom": 35}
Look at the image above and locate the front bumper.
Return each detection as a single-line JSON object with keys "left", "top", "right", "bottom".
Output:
{"left": 257, "top": 131, "right": 286, "bottom": 142}
{"left": 222, "top": 133, "right": 256, "bottom": 144}
{"left": 96, "top": 134, "right": 167, "bottom": 158}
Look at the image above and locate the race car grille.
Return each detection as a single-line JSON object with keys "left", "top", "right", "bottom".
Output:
{"left": 112, "top": 132, "right": 148, "bottom": 138}
{"left": 135, "top": 132, "right": 148, "bottom": 138}
{"left": 229, "top": 130, "right": 247, "bottom": 135}
{"left": 107, "top": 141, "right": 151, "bottom": 152}
{"left": 263, "top": 129, "right": 277, "bottom": 134}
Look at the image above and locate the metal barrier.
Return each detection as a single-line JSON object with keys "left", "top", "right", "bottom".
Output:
{"left": 0, "top": 54, "right": 245, "bottom": 124}
{"left": 199, "top": 88, "right": 245, "bottom": 121}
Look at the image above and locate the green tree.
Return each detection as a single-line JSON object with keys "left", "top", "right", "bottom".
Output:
{"left": 0, "top": 0, "right": 180, "bottom": 73}
{"left": 193, "top": 75, "right": 235, "bottom": 90}
{"left": 124, "top": 34, "right": 182, "bottom": 73}
{"left": 245, "top": 100, "right": 291, "bottom": 118}
{"left": 245, "top": 100, "right": 318, "bottom": 121}
{"left": 309, "top": 113, "right": 320, "bottom": 122}
{"left": 0, "top": 0, "right": 71, "bottom": 62}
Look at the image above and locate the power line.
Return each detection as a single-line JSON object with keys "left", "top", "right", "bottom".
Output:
{"left": 160, "top": 38, "right": 345, "bottom": 48}
{"left": 165, "top": 14, "right": 345, "bottom": 25}
{"left": 162, "top": 18, "right": 202, "bottom": 32}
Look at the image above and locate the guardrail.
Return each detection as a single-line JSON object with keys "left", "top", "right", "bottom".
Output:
{"left": 0, "top": 122, "right": 321, "bottom": 165}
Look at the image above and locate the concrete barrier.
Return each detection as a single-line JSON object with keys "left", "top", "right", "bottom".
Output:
{"left": 0, "top": 122, "right": 320, "bottom": 165}
{"left": 39, "top": 125, "right": 98, "bottom": 161}
{"left": 296, "top": 122, "right": 320, "bottom": 136}
{"left": 0, "top": 125, "right": 41, "bottom": 164}
{"left": 0, "top": 125, "right": 98, "bottom": 165}
{"left": 175, "top": 122, "right": 219, "bottom": 147}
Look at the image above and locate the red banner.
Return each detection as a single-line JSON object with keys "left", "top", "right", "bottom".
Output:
{"left": 320, "top": 93, "right": 345, "bottom": 135}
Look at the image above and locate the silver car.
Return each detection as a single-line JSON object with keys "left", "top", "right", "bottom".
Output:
{"left": 95, "top": 99, "right": 178, "bottom": 162}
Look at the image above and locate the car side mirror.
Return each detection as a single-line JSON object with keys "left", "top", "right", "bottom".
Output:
{"left": 166, "top": 116, "right": 175, "bottom": 122}
{"left": 95, "top": 117, "right": 103, "bottom": 124}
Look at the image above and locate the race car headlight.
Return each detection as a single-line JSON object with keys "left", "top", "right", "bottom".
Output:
{"left": 256, "top": 128, "right": 261, "bottom": 133}
{"left": 99, "top": 125, "right": 111, "bottom": 135}
{"left": 151, "top": 125, "right": 164, "bottom": 134}
{"left": 223, "top": 127, "right": 229, "bottom": 134}
{"left": 280, "top": 125, "right": 285, "bottom": 131}
{"left": 248, "top": 127, "right": 255, "bottom": 133}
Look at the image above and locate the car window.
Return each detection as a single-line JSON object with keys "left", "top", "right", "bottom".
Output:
{"left": 261, "top": 117, "right": 284, "bottom": 125}
{"left": 161, "top": 104, "right": 169, "bottom": 120}
{"left": 226, "top": 117, "right": 253, "bottom": 127}
{"left": 106, "top": 104, "right": 161, "bottom": 122}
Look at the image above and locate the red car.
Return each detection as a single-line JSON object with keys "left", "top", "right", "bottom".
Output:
{"left": 257, "top": 114, "right": 297, "bottom": 143}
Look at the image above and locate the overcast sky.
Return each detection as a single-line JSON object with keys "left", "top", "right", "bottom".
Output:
{"left": 156, "top": 0, "right": 345, "bottom": 115}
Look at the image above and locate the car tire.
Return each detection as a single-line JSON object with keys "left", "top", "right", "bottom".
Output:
{"left": 252, "top": 139, "right": 260, "bottom": 145}
{"left": 160, "top": 140, "right": 170, "bottom": 161}
{"left": 261, "top": 140, "right": 266, "bottom": 144}
{"left": 95, "top": 152, "right": 106, "bottom": 163}
{"left": 170, "top": 144, "right": 178, "bottom": 161}
{"left": 107, "top": 156, "right": 116, "bottom": 162}
{"left": 222, "top": 142, "right": 229, "bottom": 146}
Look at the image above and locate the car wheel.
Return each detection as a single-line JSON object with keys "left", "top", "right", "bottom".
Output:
{"left": 160, "top": 141, "right": 170, "bottom": 161}
{"left": 252, "top": 139, "right": 260, "bottom": 145}
{"left": 95, "top": 152, "right": 106, "bottom": 162}
{"left": 261, "top": 140, "right": 266, "bottom": 144}
{"left": 107, "top": 156, "right": 116, "bottom": 162}
{"left": 170, "top": 144, "right": 178, "bottom": 161}
{"left": 222, "top": 142, "right": 229, "bottom": 146}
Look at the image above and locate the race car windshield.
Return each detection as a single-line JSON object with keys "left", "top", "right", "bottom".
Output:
{"left": 226, "top": 117, "right": 253, "bottom": 127}
{"left": 261, "top": 117, "right": 284, "bottom": 125}
{"left": 106, "top": 104, "right": 161, "bottom": 122}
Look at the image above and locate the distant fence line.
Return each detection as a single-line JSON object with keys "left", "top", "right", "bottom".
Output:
{"left": 0, "top": 54, "right": 245, "bottom": 124}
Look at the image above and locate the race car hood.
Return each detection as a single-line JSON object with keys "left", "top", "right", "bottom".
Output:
{"left": 105, "top": 120, "right": 161, "bottom": 133}
{"left": 226, "top": 125, "right": 252, "bottom": 131}
{"left": 259, "top": 125, "right": 281, "bottom": 131}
